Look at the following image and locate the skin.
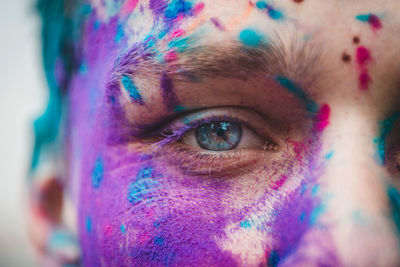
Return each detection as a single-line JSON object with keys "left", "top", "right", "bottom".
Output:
{"left": 31, "top": 0, "right": 400, "bottom": 266}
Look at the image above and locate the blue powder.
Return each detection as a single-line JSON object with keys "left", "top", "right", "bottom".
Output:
{"left": 120, "top": 224, "right": 126, "bottom": 234}
{"left": 127, "top": 166, "right": 157, "bottom": 204}
{"left": 256, "top": 1, "right": 268, "bottom": 9}
{"left": 309, "top": 204, "right": 326, "bottom": 226}
{"left": 387, "top": 185, "right": 400, "bottom": 234}
{"left": 239, "top": 28, "right": 264, "bottom": 47}
{"left": 168, "top": 36, "right": 189, "bottom": 52}
{"left": 325, "top": 150, "right": 334, "bottom": 160}
{"left": 121, "top": 75, "right": 143, "bottom": 104}
{"left": 299, "top": 211, "right": 306, "bottom": 222}
{"left": 239, "top": 220, "right": 252, "bottom": 229}
{"left": 355, "top": 14, "right": 371, "bottom": 22}
{"left": 164, "top": 0, "right": 192, "bottom": 19}
{"left": 275, "top": 76, "right": 318, "bottom": 113}
{"left": 256, "top": 1, "right": 283, "bottom": 20}
{"left": 137, "top": 166, "right": 154, "bottom": 179}
{"left": 92, "top": 157, "right": 104, "bottom": 188}
{"left": 86, "top": 216, "right": 92, "bottom": 233}
{"left": 268, "top": 250, "right": 280, "bottom": 267}
{"left": 373, "top": 112, "right": 400, "bottom": 164}
{"left": 311, "top": 185, "right": 320, "bottom": 196}
{"left": 154, "top": 236, "right": 164, "bottom": 245}
{"left": 115, "top": 24, "right": 124, "bottom": 43}
{"left": 268, "top": 9, "right": 283, "bottom": 20}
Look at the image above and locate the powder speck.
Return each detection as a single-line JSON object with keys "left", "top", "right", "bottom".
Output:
{"left": 92, "top": 157, "right": 104, "bottom": 188}
{"left": 121, "top": 75, "right": 144, "bottom": 104}
{"left": 239, "top": 28, "right": 263, "bottom": 47}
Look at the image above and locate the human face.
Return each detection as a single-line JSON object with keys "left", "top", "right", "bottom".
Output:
{"left": 67, "top": 0, "right": 400, "bottom": 265}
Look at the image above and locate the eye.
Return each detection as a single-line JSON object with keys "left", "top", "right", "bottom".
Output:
{"left": 195, "top": 121, "right": 242, "bottom": 151}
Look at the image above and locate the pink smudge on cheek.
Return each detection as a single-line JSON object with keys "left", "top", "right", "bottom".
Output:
{"left": 314, "top": 103, "right": 331, "bottom": 132}
{"left": 170, "top": 29, "right": 186, "bottom": 39}
{"left": 121, "top": 0, "right": 139, "bottom": 16}
{"left": 270, "top": 175, "right": 288, "bottom": 190}
{"left": 355, "top": 46, "right": 372, "bottom": 91}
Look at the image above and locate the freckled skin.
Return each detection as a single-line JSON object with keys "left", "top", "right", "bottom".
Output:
{"left": 61, "top": 0, "right": 400, "bottom": 266}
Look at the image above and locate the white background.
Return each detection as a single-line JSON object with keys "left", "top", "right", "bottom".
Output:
{"left": 0, "top": 0, "right": 46, "bottom": 266}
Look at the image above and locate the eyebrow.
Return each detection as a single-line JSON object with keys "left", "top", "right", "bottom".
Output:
{"left": 108, "top": 35, "right": 324, "bottom": 109}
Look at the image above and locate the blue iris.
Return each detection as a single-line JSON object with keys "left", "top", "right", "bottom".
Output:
{"left": 195, "top": 121, "right": 242, "bottom": 151}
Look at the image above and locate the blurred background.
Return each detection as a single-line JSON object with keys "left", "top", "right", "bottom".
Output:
{"left": 0, "top": 0, "right": 45, "bottom": 266}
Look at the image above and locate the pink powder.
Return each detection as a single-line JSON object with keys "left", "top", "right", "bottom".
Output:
{"left": 314, "top": 103, "right": 331, "bottom": 132}
{"left": 270, "top": 175, "right": 288, "bottom": 190}
{"left": 356, "top": 46, "right": 371, "bottom": 65}
{"left": 368, "top": 14, "right": 382, "bottom": 31}
{"left": 359, "top": 70, "right": 371, "bottom": 91}
{"left": 121, "top": 0, "right": 138, "bottom": 16}
{"left": 165, "top": 51, "right": 178, "bottom": 62}
{"left": 355, "top": 46, "right": 372, "bottom": 91}
{"left": 193, "top": 2, "right": 205, "bottom": 16}
{"left": 170, "top": 29, "right": 186, "bottom": 39}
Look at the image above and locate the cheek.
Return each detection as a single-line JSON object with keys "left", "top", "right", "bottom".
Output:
{"left": 76, "top": 142, "right": 320, "bottom": 266}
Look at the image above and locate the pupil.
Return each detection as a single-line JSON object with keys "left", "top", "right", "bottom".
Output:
{"left": 195, "top": 121, "right": 242, "bottom": 151}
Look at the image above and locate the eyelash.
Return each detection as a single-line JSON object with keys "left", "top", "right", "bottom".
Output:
{"left": 148, "top": 108, "right": 280, "bottom": 176}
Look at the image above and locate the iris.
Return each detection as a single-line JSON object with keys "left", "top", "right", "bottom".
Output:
{"left": 195, "top": 121, "right": 242, "bottom": 151}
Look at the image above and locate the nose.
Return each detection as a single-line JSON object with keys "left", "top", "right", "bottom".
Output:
{"left": 316, "top": 109, "right": 400, "bottom": 266}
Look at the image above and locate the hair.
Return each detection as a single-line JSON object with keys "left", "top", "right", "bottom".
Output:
{"left": 32, "top": 0, "right": 85, "bottom": 171}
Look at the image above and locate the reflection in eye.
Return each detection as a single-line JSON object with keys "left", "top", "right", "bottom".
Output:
{"left": 195, "top": 121, "right": 242, "bottom": 151}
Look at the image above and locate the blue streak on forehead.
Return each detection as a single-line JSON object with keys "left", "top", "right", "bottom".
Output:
{"left": 275, "top": 76, "right": 318, "bottom": 113}
{"left": 121, "top": 75, "right": 144, "bottom": 104}
{"left": 373, "top": 112, "right": 400, "bottom": 164}
{"left": 164, "top": 0, "right": 192, "bottom": 19}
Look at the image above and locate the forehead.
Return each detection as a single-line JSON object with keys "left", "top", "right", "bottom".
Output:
{"left": 84, "top": 0, "right": 400, "bottom": 109}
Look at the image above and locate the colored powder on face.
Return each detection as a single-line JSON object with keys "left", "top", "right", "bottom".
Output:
{"left": 120, "top": 224, "right": 126, "bottom": 234}
{"left": 164, "top": 51, "right": 178, "bottom": 61}
{"left": 359, "top": 70, "right": 371, "bottom": 91}
{"left": 356, "top": 46, "right": 371, "bottom": 65}
{"left": 270, "top": 175, "right": 288, "bottom": 190}
{"left": 239, "top": 220, "right": 252, "bottom": 228}
{"left": 170, "top": 29, "right": 186, "bottom": 39}
{"left": 255, "top": 1, "right": 283, "bottom": 20}
{"left": 314, "top": 103, "right": 331, "bottom": 132}
{"left": 121, "top": 75, "right": 144, "bottom": 104}
{"left": 373, "top": 113, "right": 400, "bottom": 164}
{"left": 239, "top": 28, "right": 264, "bottom": 47}
{"left": 356, "top": 13, "right": 382, "bottom": 30}
{"left": 192, "top": 2, "right": 205, "bottom": 16}
{"left": 309, "top": 204, "right": 326, "bottom": 226}
{"left": 128, "top": 166, "right": 158, "bottom": 205}
{"left": 355, "top": 46, "right": 372, "bottom": 91}
{"left": 311, "top": 185, "right": 320, "bottom": 196}
{"left": 268, "top": 250, "right": 280, "bottom": 267}
{"left": 168, "top": 36, "right": 189, "bottom": 52}
{"left": 154, "top": 236, "right": 164, "bottom": 245}
{"left": 164, "top": 0, "right": 192, "bottom": 20}
{"left": 210, "top": 17, "right": 225, "bottom": 31}
{"left": 325, "top": 150, "right": 334, "bottom": 160}
{"left": 275, "top": 76, "right": 318, "bottom": 113}
{"left": 115, "top": 24, "right": 124, "bottom": 43}
{"left": 121, "top": 0, "right": 139, "bottom": 16}
{"left": 160, "top": 72, "right": 180, "bottom": 112}
{"left": 92, "top": 157, "right": 104, "bottom": 188}
{"left": 86, "top": 216, "right": 92, "bottom": 233}
{"left": 387, "top": 185, "right": 400, "bottom": 234}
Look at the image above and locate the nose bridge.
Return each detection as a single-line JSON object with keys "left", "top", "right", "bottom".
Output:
{"left": 317, "top": 108, "right": 400, "bottom": 265}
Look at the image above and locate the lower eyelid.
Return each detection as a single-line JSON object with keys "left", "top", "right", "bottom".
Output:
{"left": 151, "top": 142, "right": 269, "bottom": 177}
